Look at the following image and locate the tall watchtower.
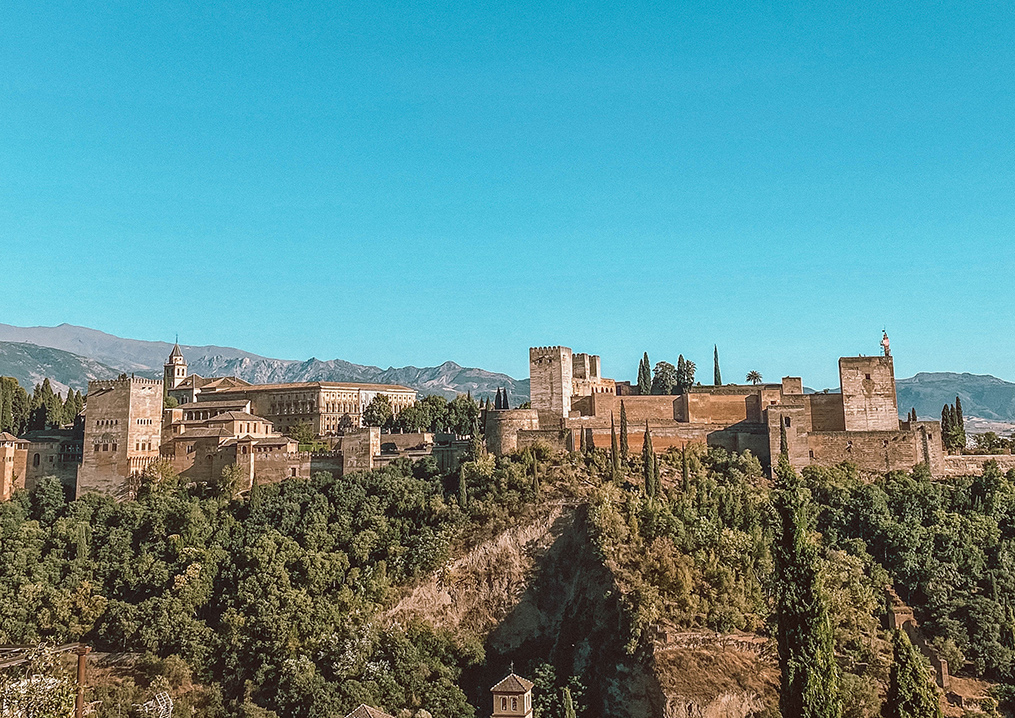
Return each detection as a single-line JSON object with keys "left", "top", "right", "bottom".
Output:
{"left": 529, "top": 346, "right": 573, "bottom": 418}
{"left": 164, "top": 342, "right": 187, "bottom": 389}
{"left": 491, "top": 672, "right": 534, "bottom": 718}
{"left": 839, "top": 355, "right": 899, "bottom": 431}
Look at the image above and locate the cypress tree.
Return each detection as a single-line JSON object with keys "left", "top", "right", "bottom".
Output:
{"left": 637, "top": 353, "right": 651, "bottom": 395}
{"left": 941, "top": 404, "right": 951, "bottom": 444}
{"left": 0, "top": 382, "right": 12, "bottom": 434}
{"left": 883, "top": 629, "right": 942, "bottom": 718}
{"left": 676, "top": 355, "right": 686, "bottom": 393}
{"left": 458, "top": 467, "right": 468, "bottom": 508}
{"left": 611, "top": 413, "right": 620, "bottom": 481}
{"left": 642, "top": 422, "right": 655, "bottom": 497}
{"left": 495, "top": 388, "right": 502, "bottom": 410}
{"left": 780, "top": 419, "right": 789, "bottom": 456}
{"left": 653, "top": 452, "right": 661, "bottom": 498}
{"left": 620, "top": 401, "right": 629, "bottom": 461}
{"left": 772, "top": 456, "right": 841, "bottom": 718}
{"left": 713, "top": 345, "right": 722, "bottom": 386}
{"left": 563, "top": 687, "right": 576, "bottom": 718}
{"left": 502, "top": 388, "right": 509, "bottom": 410}
{"left": 955, "top": 396, "right": 964, "bottom": 432}
{"left": 681, "top": 446, "right": 690, "bottom": 493}
{"left": 584, "top": 428, "right": 595, "bottom": 456}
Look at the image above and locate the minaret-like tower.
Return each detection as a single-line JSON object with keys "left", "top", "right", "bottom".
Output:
{"left": 164, "top": 341, "right": 187, "bottom": 389}
{"left": 491, "top": 672, "right": 534, "bottom": 718}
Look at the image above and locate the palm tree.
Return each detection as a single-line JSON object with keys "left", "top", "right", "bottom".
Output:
{"left": 746, "top": 370, "right": 763, "bottom": 385}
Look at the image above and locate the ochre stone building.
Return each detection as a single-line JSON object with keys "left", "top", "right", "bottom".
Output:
{"left": 489, "top": 341, "right": 947, "bottom": 476}
{"left": 76, "top": 376, "right": 165, "bottom": 498}
{"left": 163, "top": 344, "right": 416, "bottom": 434}
{"left": 0, "top": 432, "right": 29, "bottom": 502}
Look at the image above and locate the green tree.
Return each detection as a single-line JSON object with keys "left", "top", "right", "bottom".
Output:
{"left": 780, "top": 420, "right": 789, "bottom": 456}
{"left": 217, "top": 462, "right": 248, "bottom": 497}
{"left": 883, "top": 629, "right": 942, "bottom": 718}
{"left": 650, "top": 361, "right": 677, "bottom": 395}
{"left": 619, "top": 401, "right": 629, "bottom": 461}
{"left": 713, "top": 345, "right": 722, "bottom": 386}
{"left": 611, "top": 413, "right": 620, "bottom": 481}
{"left": 562, "top": 687, "right": 576, "bottom": 718}
{"left": 287, "top": 420, "right": 316, "bottom": 444}
{"left": 746, "top": 370, "right": 763, "bottom": 385}
{"left": 642, "top": 423, "right": 656, "bottom": 498}
{"left": 772, "top": 456, "right": 841, "bottom": 718}
{"left": 362, "top": 394, "right": 394, "bottom": 428}
{"left": 637, "top": 353, "right": 651, "bottom": 395}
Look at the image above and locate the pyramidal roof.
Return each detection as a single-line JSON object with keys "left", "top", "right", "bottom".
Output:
{"left": 168, "top": 342, "right": 185, "bottom": 360}
{"left": 490, "top": 673, "right": 534, "bottom": 693}
{"left": 344, "top": 705, "right": 396, "bottom": 718}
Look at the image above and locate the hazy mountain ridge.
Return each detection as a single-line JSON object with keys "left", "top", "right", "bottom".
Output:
{"left": 897, "top": 372, "right": 1015, "bottom": 422}
{"left": 0, "top": 324, "right": 528, "bottom": 404}
{"left": 0, "top": 341, "right": 119, "bottom": 394}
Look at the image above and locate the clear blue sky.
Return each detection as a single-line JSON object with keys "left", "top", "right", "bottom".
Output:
{"left": 2, "top": 1, "right": 1014, "bottom": 387}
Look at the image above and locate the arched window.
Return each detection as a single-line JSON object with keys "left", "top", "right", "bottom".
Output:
{"left": 33, "top": 453, "right": 40, "bottom": 467}
{"left": 511, "top": 698, "right": 517, "bottom": 711}
{"left": 501, "top": 698, "right": 507, "bottom": 711}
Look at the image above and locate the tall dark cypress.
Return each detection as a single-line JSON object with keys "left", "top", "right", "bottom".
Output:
{"left": 676, "top": 355, "right": 686, "bottom": 394}
{"left": 941, "top": 404, "right": 951, "bottom": 438}
{"left": 883, "top": 629, "right": 942, "bottom": 718}
{"left": 780, "top": 419, "right": 789, "bottom": 456}
{"left": 772, "top": 456, "right": 841, "bottom": 718}
{"left": 611, "top": 413, "right": 620, "bottom": 480}
{"left": 955, "top": 395, "right": 964, "bottom": 432}
{"left": 620, "top": 401, "right": 629, "bottom": 460}
{"left": 637, "top": 353, "right": 652, "bottom": 395}
{"left": 713, "top": 345, "right": 722, "bottom": 386}
{"left": 642, "top": 422, "right": 655, "bottom": 497}
{"left": 458, "top": 467, "right": 468, "bottom": 508}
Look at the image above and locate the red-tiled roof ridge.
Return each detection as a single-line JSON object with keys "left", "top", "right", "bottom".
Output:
{"left": 490, "top": 673, "right": 534, "bottom": 693}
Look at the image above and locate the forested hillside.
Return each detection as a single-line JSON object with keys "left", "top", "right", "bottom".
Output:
{"left": 5, "top": 442, "right": 1015, "bottom": 716}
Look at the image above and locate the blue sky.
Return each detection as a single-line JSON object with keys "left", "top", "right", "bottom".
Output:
{"left": 2, "top": 1, "right": 1013, "bottom": 387}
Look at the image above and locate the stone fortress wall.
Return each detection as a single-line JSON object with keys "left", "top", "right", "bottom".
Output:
{"left": 487, "top": 340, "right": 986, "bottom": 478}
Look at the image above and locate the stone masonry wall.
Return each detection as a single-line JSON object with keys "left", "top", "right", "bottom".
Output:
{"left": 530, "top": 346, "right": 573, "bottom": 417}
{"left": 839, "top": 356, "right": 899, "bottom": 432}
{"left": 807, "top": 393, "right": 846, "bottom": 432}
{"left": 806, "top": 430, "right": 921, "bottom": 473}
{"left": 943, "top": 454, "right": 1015, "bottom": 477}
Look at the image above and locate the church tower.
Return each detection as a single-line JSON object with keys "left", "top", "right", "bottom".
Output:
{"left": 164, "top": 342, "right": 187, "bottom": 389}
{"left": 491, "top": 672, "right": 534, "bottom": 718}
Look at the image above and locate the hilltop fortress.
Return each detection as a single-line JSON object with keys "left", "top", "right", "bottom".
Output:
{"left": 488, "top": 341, "right": 959, "bottom": 476}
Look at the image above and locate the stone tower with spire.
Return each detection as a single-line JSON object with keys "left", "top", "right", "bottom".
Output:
{"left": 164, "top": 341, "right": 187, "bottom": 389}
{"left": 491, "top": 672, "right": 534, "bottom": 718}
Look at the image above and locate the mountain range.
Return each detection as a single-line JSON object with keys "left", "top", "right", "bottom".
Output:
{"left": 3, "top": 323, "right": 1015, "bottom": 425}
{"left": 0, "top": 324, "right": 529, "bottom": 405}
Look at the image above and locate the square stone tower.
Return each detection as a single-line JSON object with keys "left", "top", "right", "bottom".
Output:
{"left": 838, "top": 356, "right": 899, "bottom": 432}
{"left": 78, "top": 376, "right": 164, "bottom": 498}
{"left": 529, "top": 346, "right": 573, "bottom": 418}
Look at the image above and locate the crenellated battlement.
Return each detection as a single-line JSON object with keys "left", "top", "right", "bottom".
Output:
{"left": 88, "top": 376, "right": 163, "bottom": 392}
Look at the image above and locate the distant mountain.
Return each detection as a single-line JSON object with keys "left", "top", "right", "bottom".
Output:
{"left": 0, "top": 323, "right": 529, "bottom": 405}
{"left": 897, "top": 372, "right": 1015, "bottom": 422}
{"left": 0, "top": 323, "right": 263, "bottom": 373}
{"left": 0, "top": 341, "right": 119, "bottom": 395}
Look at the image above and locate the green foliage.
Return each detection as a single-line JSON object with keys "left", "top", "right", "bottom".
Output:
{"left": 396, "top": 395, "right": 479, "bottom": 436}
{"left": 637, "top": 353, "right": 651, "bottom": 396}
{"left": 362, "top": 394, "right": 394, "bottom": 428}
{"left": 650, "top": 362, "right": 676, "bottom": 395}
{"left": 0, "top": 460, "right": 492, "bottom": 718}
{"left": 619, "top": 402, "right": 629, "bottom": 461}
{"left": 807, "top": 460, "right": 1015, "bottom": 681}
{"left": 610, "top": 414, "right": 620, "bottom": 482}
{"left": 746, "top": 370, "right": 763, "bottom": 385}
{"left": 286, "top": 420, "right": 315, "bottom": 444}
{"left": 0, "top": 376, "right": 32, "bottom": 435}
{"left": 0, "top": 644, "right": 76, "bottom": 718}
{"left": 641, "top": 424, "right": 656, "bottom": 498}
{"left": 772, "top": 457, "right": 841, "bottom": 718}
{"left": 883, "top": 630, "right": 941, "bottom": 718}
{"left": 713, "top": 345, "right": 722, "bottom": 386}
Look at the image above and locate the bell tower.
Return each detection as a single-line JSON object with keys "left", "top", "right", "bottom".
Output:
{"left": 491, "top": 672, "right": 534, "bottom": 718}
{"left": 164, "top": 341, "right": 187, "bottom": 389}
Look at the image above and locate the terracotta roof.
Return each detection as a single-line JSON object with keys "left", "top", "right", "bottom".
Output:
{"left": 0, "top": 432, "right": 23, "bottom": 443}
{"left": 171, "top": 427, "right": 230, "bottom": 439}
{"left": 205, "top": 411, "right": 265, "bottom": 422}
{"left": 344, "top": 705, "right": 396, "bottom": 718}
{"left": 490, "top": 673, "right": 534, "bottom": 693}
{"left": 176, "top": 400, "right": 252, "bottom": 410}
